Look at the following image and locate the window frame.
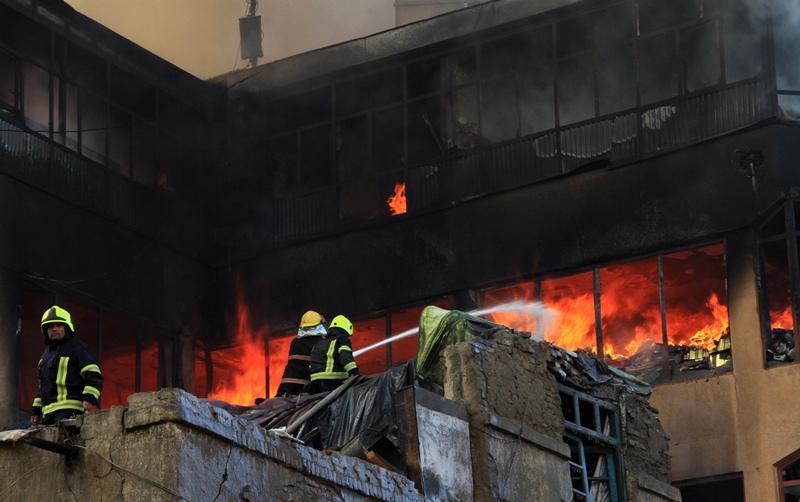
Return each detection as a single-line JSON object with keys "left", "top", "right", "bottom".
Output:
{"left": 776, "top": 448, "right": 800, "bottom": 502}
{"left": 756, "top": 200, "right": 800, "bottom": 369}
{"left": 478, "top": 237, "right": 730, "bottom": 385}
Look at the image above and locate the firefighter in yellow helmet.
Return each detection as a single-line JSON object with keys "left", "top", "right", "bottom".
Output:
{"left": 307, "top": 315, "right": 359, "bottom": 394}
{"left": 277, "top": 310, "right": 328, "bottom": 396}
{"left": 30, "top": 306, "right": 103, "bottom": 426}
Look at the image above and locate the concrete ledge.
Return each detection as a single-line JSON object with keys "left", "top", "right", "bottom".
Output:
{"left": 486, "top": 413, "right": 571, "bottom": 459}
{"left": 638, "top": 474, "right": 682, "bottom": 501}
{"left": 124, "top": 388, "right": 421, "bottom": 501}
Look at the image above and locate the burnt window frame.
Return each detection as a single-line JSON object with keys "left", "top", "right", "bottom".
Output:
{"left": 756, "top": 200, "right": 800, "bottom": 369}
{"left": 560, "top": 385, "right": 625, "bottom": 502}
{"left": 477, "top": 238, "right": 730, "bottom": 386}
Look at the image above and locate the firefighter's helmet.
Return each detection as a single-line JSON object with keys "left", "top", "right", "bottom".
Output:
{"left": 329, "top": 315, "right": 354, "bottom": 336}
{"left": 40, "top": 305, "right": 75, "bottom": 335}
{"left": 299, "top": 310, "right": 324, "bottom": 328}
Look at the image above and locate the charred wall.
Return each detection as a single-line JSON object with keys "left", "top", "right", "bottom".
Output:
{"left": 228, "top": 124, "right": 796, "bottom": 329}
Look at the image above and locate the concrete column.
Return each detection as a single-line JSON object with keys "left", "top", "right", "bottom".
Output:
{"left": 0, "top": 269, "right": 20, "bottom": 427}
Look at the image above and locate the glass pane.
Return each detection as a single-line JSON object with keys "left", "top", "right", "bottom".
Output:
{"left": 639, "top": 33, "right": 679, "bottom": 105}
{"left": 100, "top": 314, "right": 136, "bottom": 407}
{"left": 683, "top": 22, "right": 721, "bottom": 92}
{"left": 600, "top": 257, "right": 664, "bottom": 382}
{"left": 558, "top": 54, "right": 594, "bottom": 125}
{"left": 267, "top": 335, "right": 293, "bottom": 398}
{"left": 541, "top": 272, "right": 597, "bottom": 352}
{"left": 778, "top": 94, "right": 800, "bottom": 122}
{"left": 482, "top": 281, "right": 537, "bottom": 333}
{"left": 783, "top": 457, "right": 800, "bottom": 481}
{"left": 352, "top": 316, "right": 387, "bottom": 375}
{"left": 719, "top": 0, "right": 763, "bottom": 83}
{"left": 54, "top": 80, "right": 78, "bottom": 151}
{"left": 23, "top": 62, "right": 49, "bottom": 133}
{"left": 663, "top": 244, "right": 731, "bottom": 376}
{"left": 133, "top": 121, "right": 156, "bottom": 186}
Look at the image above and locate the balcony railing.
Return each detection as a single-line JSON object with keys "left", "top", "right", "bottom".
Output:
{"left": 0, "top": 116, "right": 157, "bottom": 236}
{"left": 272, "top": 77, "right": 775, "bottom": 245}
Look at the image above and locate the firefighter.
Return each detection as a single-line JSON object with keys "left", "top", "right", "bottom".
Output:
{"left": 30, "top": 306, "right": 103, "bottom": 426}
{"left": 308, "top": 314, "right": 359, "bottom": 393}
{"left": 276, "top": 310, "right": 328, "bottom": 396}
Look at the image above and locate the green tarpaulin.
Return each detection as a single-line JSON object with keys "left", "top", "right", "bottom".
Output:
{"left": 415, "top": 306, "right": 513, "bottom": 384}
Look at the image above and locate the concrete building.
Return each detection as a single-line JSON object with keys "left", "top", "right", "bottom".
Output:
{"left": 3, "top": 0, "right": 800, "bottom": 500}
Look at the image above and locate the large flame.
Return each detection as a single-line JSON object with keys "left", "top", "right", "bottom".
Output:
{"left": 387, "top": 182, "right": 407, "bottom": 215}
{"left": 207, "top": 286, "right": 268, "bottom": 405}
{"left": 482, "top": 246, "right": 730, "bottom": 361}
{"left": 771, "top": 306, "right": 793, "bottom": 329}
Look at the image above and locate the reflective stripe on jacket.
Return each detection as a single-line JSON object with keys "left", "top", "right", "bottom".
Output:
{"left": 31, "top": 336, "right": 103, "bottom": 417}
{"left": 308, "top": 330, "right": 358, "bottom": 381}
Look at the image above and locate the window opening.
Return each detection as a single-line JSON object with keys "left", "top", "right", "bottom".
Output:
{"left": 560, "top": 386, "right": 622, "bottom": 502}
{"left": 777, "top": 450, "right": 800, "bottom": 502}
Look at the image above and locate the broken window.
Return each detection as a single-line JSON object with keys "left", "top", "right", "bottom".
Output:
{"left": 541, "top": 272, "right": 597, "bottom": 353}
{"left": 481, "top": 77, "right": 519, "bottom": 141}
{"left": 663, "top": 244, "right": 730, "bottom": 379}
{"left": 683, "top": 21, "right": 721, "bottom": 93}
{"left": 447, "top": 86, "right": 479, "bottom": 150}
{"left": 338, "top": 70, "right": 400, "bottom": 116}
{"left": 599, "top": 257, "right": 665, "bottom": 382}
{"left": 23, "top": 62, "right": 50, "bottom": 134}
{"left": 560, "top": 386, "right": 622, "bottom": 502}
{"left": 336, "top": 115, "right": 368, "bottom": 182}
{"left": 352, "top": 315, "right": 388, "bottom": 375}
{"left": 558, "top": 54, "right": 595, "bottom": 125}
{"left": 442, "top": 48, "right": 476, "bottom": 89}
{"left": 407, "top": 96, "right": 444, "bottom": 164}
{"left": 758, "top": 204, "right": 797, "bottom": 366}
{"left": 778, "top": 451, "right": 800, "bottom": 502}
{"left": 639, "top": 32, "right": 679, "bottom": 105}
{"left": 518, "top": 59, "right": 555, "bottom": 135}
{"left": 0, "top": 50, "right": 17, "bottom": 109}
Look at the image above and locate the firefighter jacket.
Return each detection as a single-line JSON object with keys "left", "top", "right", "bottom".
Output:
{"left": 277, "top": 335, "right": 321, "bottom": 394}
{"left": 309, "top": 329, "right": 359, "bottom": 382}
{"left": 31, "top": 335, "right": 103, "bottom": 418}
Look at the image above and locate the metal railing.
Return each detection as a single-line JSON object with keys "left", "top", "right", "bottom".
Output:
{"left": 0, "top": 116, "right": 158, "bottom": 236}
{"left": 272, "top": 77, "right": 775, "bottom": 245}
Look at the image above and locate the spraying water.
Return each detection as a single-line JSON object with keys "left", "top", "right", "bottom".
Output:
{"left": 352, "top": 301, "right": 555, "bottom": 357}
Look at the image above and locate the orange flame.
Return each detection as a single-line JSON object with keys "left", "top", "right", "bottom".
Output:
{"left": 481, "top": 247, "right": 731, "bottom": 362}
{"left": 267, "top": 336, "right": 293, "bottom": 398}
{"left": 771, "top": 306, "right": 793, "bottom": 330}
{"left": 207, "top": 286, "right": 267, "bottom": 405}
{"left": 387, "top": 182, "right": 407, "bottom": 215}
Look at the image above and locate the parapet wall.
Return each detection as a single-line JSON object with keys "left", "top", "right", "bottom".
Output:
{"left": 0, "top": 389, "right": 420, "bottom": 501}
